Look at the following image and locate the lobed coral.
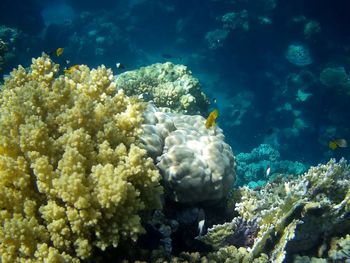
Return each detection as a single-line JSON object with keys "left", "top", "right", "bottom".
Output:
{"left": 115, "top": 62, "right": 209, "bottom": 115}
{"left": 0, "top": 54, "right": 162, "bottom": 262}
{"left": 141, "top": 103, "right": 236, "bottom": 204}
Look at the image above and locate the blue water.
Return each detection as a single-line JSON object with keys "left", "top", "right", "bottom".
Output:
{"left": 1, "top": 0, "right": 349, "bottom": 165}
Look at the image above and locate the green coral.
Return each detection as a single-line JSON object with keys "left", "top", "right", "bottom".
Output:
{"left": 0, "top": 54, "right": 163, "bottom": 262}
{"left": 115, "top": 62, "right": 209, "bottom": 115}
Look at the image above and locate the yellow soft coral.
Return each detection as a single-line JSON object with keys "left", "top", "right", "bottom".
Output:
{"left": 0, "top": 54, "right": 162, "bottom": 262}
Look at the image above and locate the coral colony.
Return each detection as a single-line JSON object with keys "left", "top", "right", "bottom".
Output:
{"left": 1, "top": 54, "right": 350, "bottom": 263}
{"left": 1, "top": 0, "right": 350, "bottom": 262}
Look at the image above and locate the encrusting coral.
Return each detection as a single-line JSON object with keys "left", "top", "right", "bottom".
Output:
{"left": 115, "top": 62, "right": 209, "bottom": 115}
{"left": 0, "top": 54, "right": 162, "bottom": 262}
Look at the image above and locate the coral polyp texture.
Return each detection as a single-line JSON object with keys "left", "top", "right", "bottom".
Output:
{"left": 235, "top": 144, "right": 308, "bottom": 187}
{"left": 0, "top": 54, "right": 162, "bottom": 262}
{"left": 141, "top": 104, "right": 236, "bottom": 204}
{"left": 115, "top": 62, "right": 209, "bottom": 115}
{"left": 200, "top": 158, "right": 350, "bottom": 262}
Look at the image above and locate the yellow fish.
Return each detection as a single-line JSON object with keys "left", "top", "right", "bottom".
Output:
{"left": 56, "top": 47, "right": 64, "bottom": 57}
{"left": 64, "top": 65, "right": 80, "bottom": 74}
{"left": 205, "top": 109, "right": 219, "bottom": 129}
{"left": 329, "top": 141, "right": 337, "bottom": 150}
{"left": 329, "top": 138, "right": 348, "bottom": 150}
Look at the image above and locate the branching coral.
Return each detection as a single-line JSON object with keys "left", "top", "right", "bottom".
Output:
{"left": 199, "top": 158, "right": 350, "bottom": 262}
{"left": 198, "top": 216, "right": 259, "bottom": 252}
{"left": 0, "top": 54, "right": 162, "bottom": 262}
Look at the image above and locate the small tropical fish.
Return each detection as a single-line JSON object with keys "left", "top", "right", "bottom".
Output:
{"left": 329, "top": 141, "right": 337, "bottom": 150}
{"left": 138, "top": 92, "right": 153, "bottom": 101}
{"left": 56, "top": 47, "right": 64, "bottom": 57}
{"left": 116, "top": 62, "right": 125, "bottom": 69}
{"left": 335, "top": 138, "right": 348, "bottom": 148}
{"left": 212, "top": 98, "right": 217, "bottom": 104}
{"left": 266, "top": 165, "right": 271, "bottom": 176}
{"left": 197, "top": 209, "right": 206, "bottom": 236}
{"left": 64, "top": 65, "right": 80, "bottom": 74}
{"left": 205, "top": 109, "right": 219, "bottom": 129}
{"left": 329, "top": 138, "right": 348, "bottom": 150}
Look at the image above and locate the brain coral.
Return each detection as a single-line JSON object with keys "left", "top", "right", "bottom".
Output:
{"left": 0, "top": 54, "right": 162, "bottom": 262}
{"left": 141, "top": 104, "right": 236, "bottom": 204}
{"left": 115, "top": 62, "right": 209, "bottom": 115}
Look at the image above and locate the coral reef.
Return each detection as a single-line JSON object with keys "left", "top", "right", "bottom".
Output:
{"left": 141, "top": 103, "right": 236, "bottom": 204}
{"left": 115, "top": 62, "right": 209, "bottom": 115}
{"left": 0, "top": 54, "right": 163, "bottom": 262}
{"left": 235, "top": 144, "right": 308, "bottom": 187}
{"left": 223, "top": 90, "right": 254, "bottom": 128}
{"left": 205, "top": 29, "right": 230, "bottom": 50}
{"left": 0, "top": 26, "right": 19, "bottom": 74}
{"left": 199, "top": 158, "right": 350, "bottom": 262}
{"left": 285, "top": 43, "right": 313, "bottom": 66}
{"left": 221, "top": 10, "right": 249, "bottom": 31}
{"left": 319, "top": 66, "right": 350, "bottom": 95}
{"left": 303, "top": 20, "right": 321, "bottom": 39}
{"left": 198, "top": 217, "right": 259, "bottom": 250}
{"left": 328, "top": 234, "right": 350, "bottom": 261}
{"left": 158, "top": 246, "right": 269, "bottom": 263}
{"left": 0, "top": 39, "right": 7, "bottom": 73}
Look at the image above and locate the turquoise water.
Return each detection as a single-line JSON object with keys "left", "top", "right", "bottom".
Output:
{"left": 1, "top": 0, "right": 350, "bottom": 261}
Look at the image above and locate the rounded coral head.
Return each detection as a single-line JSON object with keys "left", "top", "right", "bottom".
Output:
{"left": 285, "top": 43, "right": 313, "bottom": 66}
{"left": 141, "top": 104, "right": 236, "bottom": 205}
